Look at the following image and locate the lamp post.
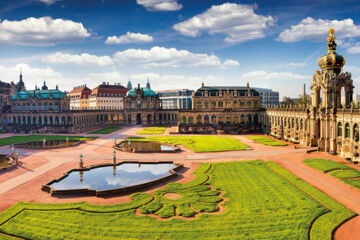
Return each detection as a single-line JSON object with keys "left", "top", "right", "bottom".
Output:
{"left": 42, "top": 139, "right": 46, "bottom": 149}
{"left": 11, "top": 144, "right": 14, "bottom": 157}
{"left": 66, "top": 136, "right": 69, "bottom": 146}
{"left": 114, "top": 138, "right": 117, "bottom": 148}
{"left": 80, "top": 153, "right": 84, "bottom": 168}
{"left": 15, "top": 150, "right": 19, "bottom": 165}
{"left": 113, "top": 149, "right": 116, "bottom": 164}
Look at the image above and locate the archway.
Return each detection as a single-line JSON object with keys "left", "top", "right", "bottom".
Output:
{"left": 136, "top": 113, "right": 142, "bottom": 125}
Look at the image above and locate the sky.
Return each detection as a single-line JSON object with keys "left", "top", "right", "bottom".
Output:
{"left": 1, "top": 0, "right": 360, "bottom": 98}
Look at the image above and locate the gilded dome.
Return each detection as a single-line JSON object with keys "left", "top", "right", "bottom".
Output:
{"left": 317, "top": 28, "right": 345, "bottom": 74}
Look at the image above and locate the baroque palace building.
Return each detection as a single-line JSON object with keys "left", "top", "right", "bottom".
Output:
{"left": 178, "top": 83, "right": 261, "bottom": 133}
{"left": 261, "top": 28, "right": 357, "bottom": 159}
{"left": 3, "top": 28, "right": 359, "bottom": 159}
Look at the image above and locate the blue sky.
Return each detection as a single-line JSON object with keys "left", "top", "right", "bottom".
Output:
{"left": 0, "top": 0, "right": 360, "bottom": 97}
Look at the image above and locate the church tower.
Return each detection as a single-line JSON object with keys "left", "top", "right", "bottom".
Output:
{"left": 17, "top": 69, "right": 25, "bottom": 92}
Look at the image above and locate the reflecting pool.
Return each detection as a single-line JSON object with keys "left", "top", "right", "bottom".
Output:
{"left": 50, "top": 163, "right": 177, "bottom": 191}
{"left": 117, "top": 140, "right": 177, "bottom": 153}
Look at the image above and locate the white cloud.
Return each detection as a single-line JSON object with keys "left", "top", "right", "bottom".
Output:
{"left": 130, "top": 72, "right": 217, "bottom": 90}
{"left": 0, "top": 63, "right": 76, "bottom": 90}
{"left": 42, "top": 52, "right": 114, "bottom": 67}
{"left": 277, "top": 17, "right": 360, "bottom": 42}
{"left": 137, "top": 0, "right": 182, "bottom": 11}
{"left": 39, "top": 0, "right": 60, "bottom": 5}
{"left": 173, "top": 3, "right": 275, "bottom": 43}
{"left": 0, "top": 17, "right": 90, "bottom": 46}
{"left": 243, "top": 70, "right": 309, "bottom": 82}
{"left": 105, "top": 32, "right": 153, "bottom": 45}
{"left": 346, "top": 43, "right": 360, "bottom": 54}
{"left": 242, "top": 70, "right": 310, "bottom": 97}
{"left": 274, "top": 62, "right": 306, "bottom": 68}
{"left": 113, "top": 46, "right": 239, "bottom": 68}
{"left": 221, "top": 59, "right": 240, "bottom": 69}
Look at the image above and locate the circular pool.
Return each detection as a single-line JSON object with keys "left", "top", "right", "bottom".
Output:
{"left": 14, "top": 139, "right": 83, "bottom": 149}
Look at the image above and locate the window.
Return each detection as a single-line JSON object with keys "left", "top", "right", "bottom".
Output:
{"left": 354, "top": 124, "right": 359, "bottom": 141}
{"left": 345, "top": 123, "right": 350, "bottom": 138}
{"left": 218, "top": 101, "right": 223, "bottom": 108}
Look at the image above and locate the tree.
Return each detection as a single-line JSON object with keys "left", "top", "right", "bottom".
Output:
{"left": 296, "top": 94, "right": 311, "bottom": 106}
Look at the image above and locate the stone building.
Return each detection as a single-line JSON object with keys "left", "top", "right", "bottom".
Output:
{"left": 178, "top": 83, "right": 261, "bottom": 133}
{"left": 68, "top": 85, "right": 92, "bottom": 110}
{"left": 3, "top": 82, "right": 72, "bottom": 132}
{"left": 261, "top": 28, "right": 358, "bottom": 159}
{"left": 89, "top": 82, "right": 128, "bottom": 110}
{"left": 124, "top": 84, "right": 175, "bottom": 125}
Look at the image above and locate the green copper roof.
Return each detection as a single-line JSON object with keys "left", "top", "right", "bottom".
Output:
{"left": 11, "top": 89, "right": 65, "bottom": 100}
{"left": 127, "top": 87, "right": 156, "bottom": 97}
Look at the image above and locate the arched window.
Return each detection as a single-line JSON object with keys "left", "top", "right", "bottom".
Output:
{"left": 354, "top": 124, "right": 359, "bottom": 141}
{"left": 181, "top": 116, "right": 186, "bottom": 124}
{"left": 188, "top": 116, "right": 194, "bottom": 124}
{"left": 218, "top": 101, "right": 223, "bottom": 108}
{"left": 211, "top": 115, "right": 216, "bottom": 124}
{"left": 43, "top": 103, "right": 48, "bottom": 111}
{"left": 300, "top": 119, "right": 303, "bottom": 130}
{"left": 38, "top": 103, "right": 42, "bottom": 111}
{"left": 204, "top": 115, "right": 209, "bottom": 124}
{"left": 49, "top": 103, "right": 53, "bottom": 110}
{"left": 345, "top": 123, "right": 350, "bottom": 138}
{"left": 196, "top": 115, "right": 202, "bottom": 124}
{"left": 32, "top": 103, "right": 36, "bottom": 111}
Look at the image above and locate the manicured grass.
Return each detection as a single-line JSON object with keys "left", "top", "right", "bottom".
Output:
{"left": 248, "top": 136, "right": 287, "bottom": 146}
{"left": 0, "top": 135, "right": 96, "bottom": 147}
{"left": 303, "top": 158, "right": 353, "bottom": 173}
{"left": 0, "top": 161, "right": 354, "bottom": 240}
{"left": 329, "top": 170, "right": 360, "bottom": 178}
{"left": 88, "top": 126, "right": 122, "bottom": 134}
{"left": 0, "top": 130, "right": 6, "bottom": 134}
{"left": 137, "top": 127, "right": 166, "bottom": 135}
{"left": 127, "top": 136, "right": 250, "bottom": 152}
{"left": 304, "top": 158, "right": 360, "bottom": 192}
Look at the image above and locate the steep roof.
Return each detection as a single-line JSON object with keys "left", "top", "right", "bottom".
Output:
{"left": 127, "top": 87, "right": 156, "bottom": 97}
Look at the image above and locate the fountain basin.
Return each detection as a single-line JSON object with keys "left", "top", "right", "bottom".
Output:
{"left": 0, "top": 154, "right": 15, "bottom": 171}
{"left": 116, "top": 140, "right": 180, "bottom": 153}
{"left": 42, "top": 161, "right": 183, "bottom": 197}
{"left": 14, "top": 139, "right": 83, "bottom": 149}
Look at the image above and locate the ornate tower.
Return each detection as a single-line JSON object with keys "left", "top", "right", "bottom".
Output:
{"left": 17, "top": 69, "right": 25, "bottom": 92}
{"left": 309, "top": 28, "right": 354, "bottom": 152}
{"left": 146, "top": 78, "right": 151, "bottom": 89}
{"left": 127, "top": 80, "right": 132, "bottom": 90}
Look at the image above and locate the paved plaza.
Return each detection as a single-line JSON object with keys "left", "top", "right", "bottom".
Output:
{"left": 0, "top": 127, "right": 359, "bottom": 239}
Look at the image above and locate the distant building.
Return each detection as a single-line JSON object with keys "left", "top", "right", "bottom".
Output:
{"left": 252, "top": 88, "right": 279, "bottom": 106}
{"left": 281, "top": 96, "right": 299, "bottom": 105}
{"left": 67, "top": 85, "right": 92, "bottom": 110}
{"left": 89, "top": 82, "right": 128, "bottom": 110}
{"left": 156, "top": 89, "right": 193, "bottom": 109}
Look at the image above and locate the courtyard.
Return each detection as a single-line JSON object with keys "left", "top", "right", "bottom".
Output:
{"left": 0, "top": 126, "right": 359, "bottom": 240}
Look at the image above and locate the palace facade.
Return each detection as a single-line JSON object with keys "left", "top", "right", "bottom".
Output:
{"left": 261, "top": 28, "right": 358, "bottom": 159}
{"left": 178, "top": 83, "right": 261, "bottom": 133}
{"left": 3, "top": 28, "right": 360, "bottom": 159}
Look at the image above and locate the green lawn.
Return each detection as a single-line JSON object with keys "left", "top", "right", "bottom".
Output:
{"left": 303, "top": 158, "right": 353, "bottom": 173}
{"left": 305, "top": 159, "right": 360, "bottom": 192}
{"left": 137, "top": 127, "right": 166, "bottom": 135}
{"left": 88, "top": 126, "right": 122, "bottom": 134}
{"left": 0, "top": 130, "right": 6, "bottom": 134}
{"left": 127, "top": 136, "right": 250, "bottom": 152}
{"left": 0, "top": 161, "right": 354, "bottom": 240}
{"left": 329, "top": 170, "right": 360, "bottom": 178}
{"left": 248, "top": 136, "right": 287, "bottom": 146}
{"left": 0, "top": 135, "right": 96, "bottom": 147}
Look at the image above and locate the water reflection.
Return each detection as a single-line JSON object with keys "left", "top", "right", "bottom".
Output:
{"left": 50, "top": 163, "right": 176, "bottom": 191}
